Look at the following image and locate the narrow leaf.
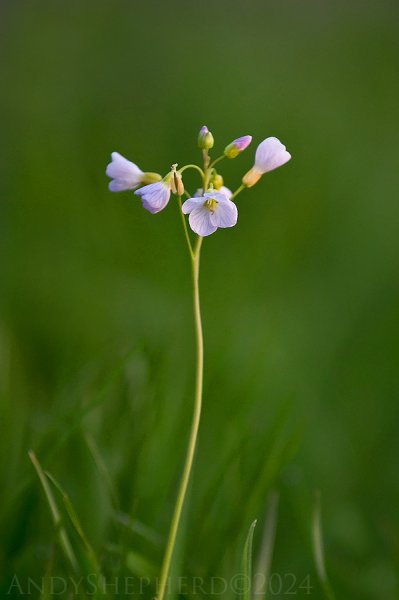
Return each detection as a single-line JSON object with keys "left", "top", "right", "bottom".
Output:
{"left": 312, "top": 491, "right": 336, "bottom": 600}
{"left": 29, "top": 450, "right": 79, "bottom": 574}
{"left": 254, "top": 492, "right": 279, "bottom": 600}
{"left": 242, "top": 520, "right": 257, "bottom": 600}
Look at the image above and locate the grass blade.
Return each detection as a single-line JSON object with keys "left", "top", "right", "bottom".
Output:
{"left": 254, "top": 491, "right": 279, "bottom": 600}
{"left": 312, "top": 491, "right": 336, "bottom": 600}
{"left": 29, "top": 450, "right": 79, "bottom": 574}
{"left": 242, "top": 520, "right": 257, "bottom": 600}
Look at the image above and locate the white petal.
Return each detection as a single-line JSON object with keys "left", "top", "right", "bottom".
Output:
{"left": 218, "top": 186, "right": 233, "bottom": 200}
{"left": 210, "top": 199, "right": 238, "bottom": 229}
{"left": 203, "top": 191, "right": 231, "bottom": 204}
{"left": 182, "top": 197, "right": 204, "bottom": 214}
{"left": 195, "top": 187, "right": 232, "bottom": 199}
{"left": 106, "top": 152, "right": 144, "bottom": 189}
{"left": 135, "top": 182, "right": 170, "bottom": 214}
{"left": 109, "top": 179, "right": 138, "bottom": 192}
{"left": 189, "top": 206, "right": 217, "bottom": 236}
{"left": 254, "top": 137, "right": 291, "bottom": 173}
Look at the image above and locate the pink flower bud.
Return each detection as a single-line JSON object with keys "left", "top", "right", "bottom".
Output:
{"left": 224, "top": 135, "right": 252, "bottom": 159}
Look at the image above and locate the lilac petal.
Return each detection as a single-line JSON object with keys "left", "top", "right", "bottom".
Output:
{"left": 189, "top": 206, "right": 217, "bottom": 236}
{"left": 106, "top": 152, "right": 143, "bottom": 188}
{"left": 182, "top": 197, "right": 205, "bottom": 214}
{"left": 195, "top": 187, "right": 232, "bottom": 200}
{"left": 203, "top": 191, "right": 232, "bottom": 203}
{"left": 234, "top": 135, "right": 252, "bottom": 151}
{"left": 210, "top": 199, "right": 238, "bottom": 229}
{"left": 109, "top": 179, "right": 135, "bottom": 192}
{"left": 135, "top": 182, "right": 170, "bottom": 213}
{"left": 218, "top": 186, "right": 233, "bottom": 200}
{"left": 254, "top": 137, "right": 291, "bottom": 173}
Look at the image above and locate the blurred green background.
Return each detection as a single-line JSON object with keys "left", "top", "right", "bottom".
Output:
{"left": 1, "top": 0, "right": 399, "bottom": 598}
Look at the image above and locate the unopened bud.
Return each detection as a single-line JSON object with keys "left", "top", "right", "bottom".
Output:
{"left": 224, "top": 135, "right": 252, "bottom": 159}
{"left": 211, "top": 173, "right": 224, "bottom": 190}
{"left": 198, "top": 126, "right": 214, "bottom": 150}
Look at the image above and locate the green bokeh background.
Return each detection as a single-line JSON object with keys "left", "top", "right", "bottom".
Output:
{"left": 1, "top": 1, "right": 399, "bottom": 598}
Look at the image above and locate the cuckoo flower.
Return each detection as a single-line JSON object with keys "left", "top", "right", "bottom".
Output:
{"left": 182, "top": 191, "right": 238, "bottom": 236}
{"left": 106, "top": 152, "right": 144, "bottom": 191}
{"left": 243, "top": 137, "right": 291, "bottom": 187}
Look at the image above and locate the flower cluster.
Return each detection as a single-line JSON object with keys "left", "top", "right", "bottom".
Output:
{"left": 106, "top": 128, "right": 291, "bottom": 237}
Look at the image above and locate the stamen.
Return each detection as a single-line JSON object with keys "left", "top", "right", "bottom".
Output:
{"left": 204, "top": 198, "right": 218, "bottom": 214}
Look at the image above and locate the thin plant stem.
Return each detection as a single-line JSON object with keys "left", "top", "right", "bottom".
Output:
{"left": 209, "top": 154, "right": 225, "bottom": 169}
{"left": 231, "top": 183, "right": 245, "bottom": 200}
{"left": 179, "top": 164, "right": 204, "bottom": 178}
{"left": 157, "top": 235, "right": 204, "bottom": 600}
{"left": 178, "top": 197, "right": 194, "bottom": 259}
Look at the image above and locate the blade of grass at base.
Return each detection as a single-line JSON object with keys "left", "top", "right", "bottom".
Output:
{"left": 29, "top": 450, "right": 79, "bottom": 574}
{"left": 312, "top": 491, "right": 336, "bottom": 600}
{"left": 44, "top": 471, "right": 103, "bottom": 579}
{"left": 242, "top": 520, "right": 257, "bottom": 600}
{"left": 84, "top": 431, "right": 119, "bottom": 510}
{"left": 254, "top": 492, "right": 279, "bottom": 600}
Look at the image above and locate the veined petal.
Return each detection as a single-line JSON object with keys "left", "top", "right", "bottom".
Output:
{"left": 254, "top": 137, "right": 291, "bottom": 174}
{"left": 106, "top": 152, "right": 144, "bottom": 190}
{"left": 210, "top": 199, "right": 238, "bottom": 229}
{"left": 218, "top": 186, "right": 233, "bottom": 200}
{"left": 182, "top": 196, "right": 205, "bottom": 214}
{"left": 203, "top": 191, "right": 232, "bottom": 203}
{"left": 194, "top": 187, "right": 232, "bottom": 200}
{"left": 109, "top": 179, "right": 136, "bottom": 192}
{"left": 189, "top": 206, "right": 217, "bottom": 236}
{"left": 135, "top": 181, "right": 170, "bottom": 214}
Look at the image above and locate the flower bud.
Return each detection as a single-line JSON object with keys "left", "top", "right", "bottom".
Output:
{"left": 141, "top": 172, "right": 163, "bottom": 185}
{"left": 224, "top": 135, "right": 252, "bottom": 159}
{"left": 198, "top": 126, "right": 214, "bottom": 150}
{"left": 210, "top": 173, "right": 224, "bottom": 190}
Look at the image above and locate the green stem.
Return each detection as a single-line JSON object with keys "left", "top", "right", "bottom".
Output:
{"left": 209, "top": 154, "right": 225, "bottom": 169}
{"left": 178, "top": 197, "right": 194, "bottom": 259}
{"left": 179, "top": 164, "right": 204, "bottom": 178}
{"left": 157, "top": 236, "right": 204, "bottom": 600}
{"left": 231, "top": 183, "right": 246, "bottom": 200}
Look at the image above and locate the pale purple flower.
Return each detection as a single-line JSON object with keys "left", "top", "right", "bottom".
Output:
{"left": 224, "top": 135, "right": 252, "bottom": 158}
{"left": 195, "top": 186, "right": 233, "bottom": 200}
{"left": 135, "top": 181, "right": 171, "bottom": 214}
{"left": 182, "top": 191, "right": 238, "bottom": 237}
{"left": 243, "top": 137, "right": 291, "bottom": 187}
{"left": 106, "top": 152, "right": 144, "bottom": 191}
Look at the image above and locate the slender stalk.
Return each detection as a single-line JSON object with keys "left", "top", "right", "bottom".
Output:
{"left": 209, "top": 154, "right": 225, "bottom": 169}
{"left": 179, "top": 164, "right": 204, "bottom": 178}
{"left": 178, "top": 197, "right": 194, "bottom": 259}
{"left": 157, "top": 235, "right": 204, "bottom": 600}
{"left": 231, "top": 183, "right": 245, "bottom": 200}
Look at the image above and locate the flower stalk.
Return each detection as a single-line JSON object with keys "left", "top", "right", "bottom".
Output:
{"left": 157, "top": 234, "right": 203, "bottom": 600}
